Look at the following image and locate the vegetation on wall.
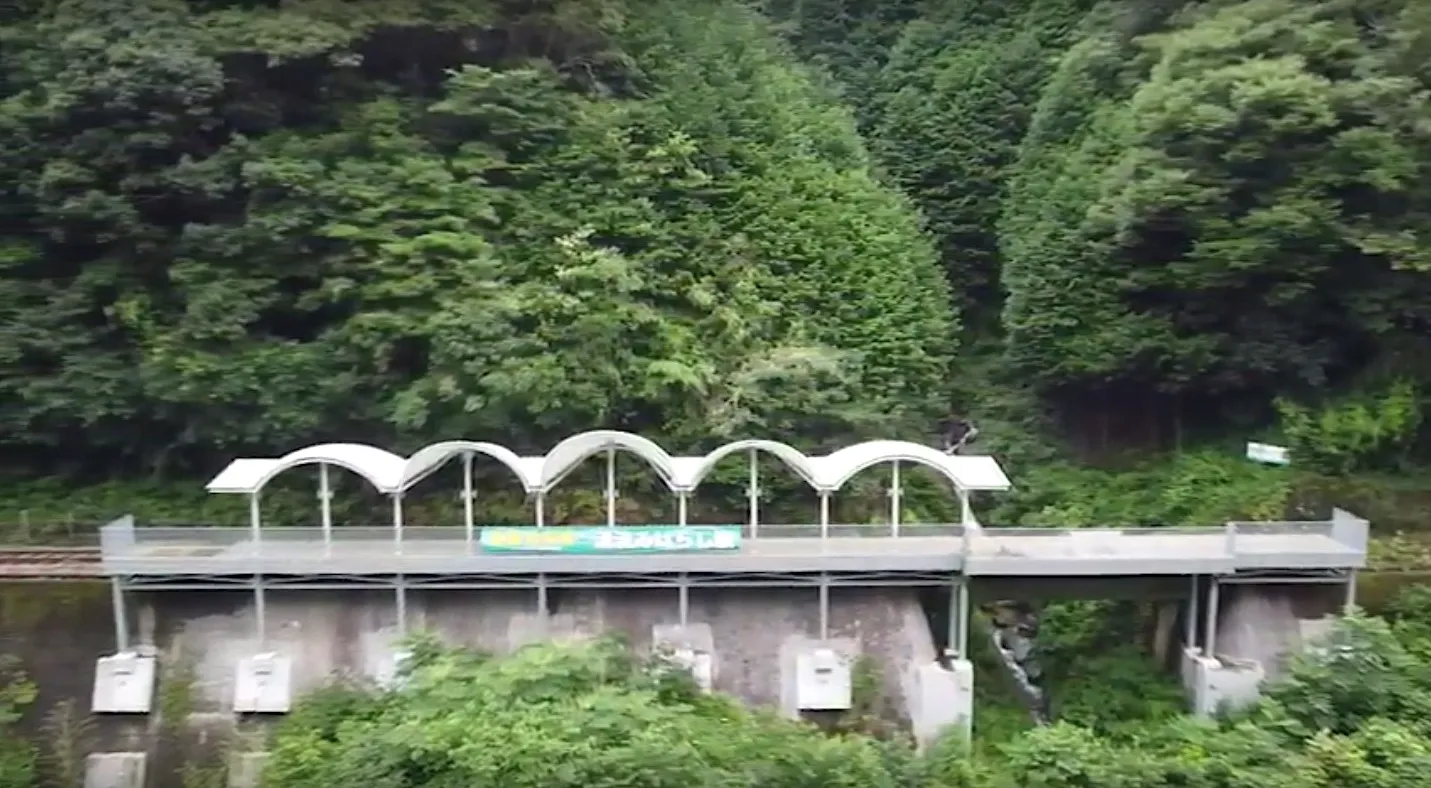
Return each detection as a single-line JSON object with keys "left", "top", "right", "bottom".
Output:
{"left": 260, "top": 605, "right": 1431, "bottom": 788}
{"left": 0, "top": 656, "right": 38, "bottom": 788}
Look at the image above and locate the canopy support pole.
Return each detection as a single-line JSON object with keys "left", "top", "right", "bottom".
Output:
{"left": 818, "top": 491, "right": 831, "bottom": 539}
{"left": 677, "top": 490, "right": 690, "bottom": 625}
{"left": 889, "top": 460, "right": 902, "bottom": 536}
{"left": 462, "top": 453, "right": 475, "bottom": 552}
{"left": 957, "top": 488, "right": 974, "bottom": 527}
{"left": 535, "top": 493, "right": 545, "bottom": 527}
{"left": 249, "top": 492, "right": 262, "bottom": 547}
{"left": 747, "top": 450, "right": 760, "bottom": 538}
{"left": 605, "top": 448, "right": 617, "bottom": 526}
{"left": 318, "top": 464, "right": 333, "bottom": 551}
{"left": 392, "top": 494, "right": 404, "bottom": 555}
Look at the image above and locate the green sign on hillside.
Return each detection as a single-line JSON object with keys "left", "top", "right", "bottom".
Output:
{"left": 479, "top": 525, "right": 742, "bottom": 554}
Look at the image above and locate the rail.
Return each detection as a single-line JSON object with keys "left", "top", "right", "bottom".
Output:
{"left": 0, "top": 546, "right": 103, "bottom": 579}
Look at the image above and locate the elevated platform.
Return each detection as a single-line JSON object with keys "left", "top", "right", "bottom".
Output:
{"left": 99, "top": 511, "right": 1368, "bottom": 586}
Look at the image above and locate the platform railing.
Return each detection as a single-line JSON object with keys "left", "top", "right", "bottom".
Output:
{"left": 97, "top": 512, "right": 1370, "bottom": 566}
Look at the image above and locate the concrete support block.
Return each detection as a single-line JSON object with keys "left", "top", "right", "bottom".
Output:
{"left": 227, "top": 752, "right": 269, "bottom": 788}
{"left": 652, "top": 624, "right": 715, "bottom": 692}
{"left": 92, "top": 652, "right": 157, "bottom": 713}
{"left": 1181, "top": 647, "right": 1264, "bottom": 717}
{"left": 234, "top": 653, "right": 293, "bottom": 714}
{"left": 360, "top": 628, "right": 413, "bottom": 688}
{"left": 506, "top": 612, "right": 580, "bottom": 651}
{"left": 778, "top": 635, "right": 859, "bottom": 719}
{"left": 84, "top": 752, "right": 147, "bottom": 788}
{"left": 1298, "top": 617, "right": 1336, "bottom": 652}
{"left": 907, "top": 660, "right": 973, "bottom": 750}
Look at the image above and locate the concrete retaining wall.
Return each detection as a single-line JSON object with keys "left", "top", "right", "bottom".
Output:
{"left": 1, "top": 583, "right": 945, "bottom": 787}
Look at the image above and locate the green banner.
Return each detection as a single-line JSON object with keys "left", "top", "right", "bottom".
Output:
{"left": 479, "top": 526, "right": 742, "bottom": 554}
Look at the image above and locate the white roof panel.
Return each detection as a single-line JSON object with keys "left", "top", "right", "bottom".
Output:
{"left": 202, "top": 430, "right": 1012, "bottom": 498}
{"left": 945, "top": 455, "right": 1012, "bottom": 491}
{"left": 402, "top": 440, "right": 539, "bottom": 491}
{"left": 205, "top": 459, "right": 280, "bottom": 493}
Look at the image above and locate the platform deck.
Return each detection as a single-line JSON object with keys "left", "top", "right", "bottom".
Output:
{"left": 98, "top": 515, "right": 1368, "bottom": 579}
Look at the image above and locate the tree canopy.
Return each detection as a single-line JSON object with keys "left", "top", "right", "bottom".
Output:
{"left": 0, "top": 0, "right": 952, "bottom": 479}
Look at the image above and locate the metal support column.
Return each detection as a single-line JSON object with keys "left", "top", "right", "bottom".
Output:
{"left": 818, "top": 573, "right": 830, "bottom": 640}
{"left": 250, "top": 485, "right": 267, "bottom": 648}
{"left": 889, "top": 460, "right": 902, "bottom": 536}
{"left": 676, "top": 490, "right": 690, "bottom": 620}
{"left": 395, "top": 575, "right": 408, "bottom": 635}
{"left": 248, "top": 492, "right": 262, "bottom": 549}
{"left": 1344, "top": 569, "right": 1358, "bottom": 612}
{"left": 392, "top": 494, "right": 404, "bottom": 555}
{"left": 950, "top": 580, "right": 970, "bottom": 659}
{"left": 1185, "top": 575, "right": 1199, "bottom": 652}
{"left": 1203, "top": 578, "right": 1221, "bottom": 658}
{"left": 536, "top": 575, "right": 549, "bottom": 618}
{"left": 957, "top": 488, "right": 973, "bottom": 527}
{"left": 253, "top": 575, "right": 267, "bottom": 649}
{"left": 462, "top": 453, "right": 475, "bottom": 552}
{"left": 535, "top": 494, "right": 545, "bottom": 527}
{"left": 110, "top": 576, "right": 130, "bottom": 653}
{"left": 605, "top": 448, "right": 617, "bottom": 527}
{"left": 747, "top": 450, "right": 759, "bottom": 537}
{"left": 318, "top": 464, "right": 333, "bottom": 550}
{"left": 818, "top": 491, "right": 831, "bottom": 538}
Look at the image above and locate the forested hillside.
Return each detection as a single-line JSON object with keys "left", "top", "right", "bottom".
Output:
{"left": 0, "top": 0, "right": 952, "bottom": 489}
{"left": 767, "top": 0, "right": 1431, "bottom": 528}
{"left": 3, "top": 0, "right": 1431, "bottom": 532}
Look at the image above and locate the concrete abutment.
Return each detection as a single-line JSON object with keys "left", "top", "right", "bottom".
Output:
{"left": 1179, "top": 581, "right": 1349, "bottom": 716}
{"left": 73, "top": 585, "right": 972, "bottom": 786}
{"left": 10, "top": 578, "right": 1358, "bottom": 787}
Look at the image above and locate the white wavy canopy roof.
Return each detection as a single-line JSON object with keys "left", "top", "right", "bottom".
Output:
{"left": 205, "top": 430, "right": 1011, "bottom": 496}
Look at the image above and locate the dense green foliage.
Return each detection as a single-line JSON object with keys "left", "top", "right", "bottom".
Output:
{"left": 0, "top": 0, "right": 951, "bottom": 480}
{"left": 3, "top": 0, "right": 1431, "bottom": 534}
{"left": 7, "top": 0, "right": 1431, "bottom": 778}
{"left": 772, "top": 0, "right": 1431, "bottom": 471}
{"left": 0, "top": 657, "right": 38, "bottom": 788}
{"left": 263, "top": 606, "right": 1431, "bottom": 788}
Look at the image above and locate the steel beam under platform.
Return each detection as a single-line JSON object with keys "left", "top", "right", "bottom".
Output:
{"left": 116, "top": 569, "right": 959, "bottom": 591}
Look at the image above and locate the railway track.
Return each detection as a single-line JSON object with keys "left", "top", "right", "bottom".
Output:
{"left": 0, "top": 546, "right": 103, "bottom": 579}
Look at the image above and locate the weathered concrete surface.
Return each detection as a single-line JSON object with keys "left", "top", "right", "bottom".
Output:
{"left": 0, "top": 582, "right": 942, "bottom": 786}
{"left": 1214, "top": 583, "right": 1344, "bottom": 680}
{"left": 555, "top": 587, "right": 937, "bottom": 715}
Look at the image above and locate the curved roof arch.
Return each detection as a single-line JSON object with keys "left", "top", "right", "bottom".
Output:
{"left": 204, "top": 434, "right": 1010, "bottom": 498}
{"left": 252, "top": 443, "right": 406, "bottom": 494}
{"left": 539, "top": 430, "right": 677, "bottom": 490}
{"left": 815, "top": 440, "right": 1005, "bottom": 492}
{"left": 401, "top": 440, "right": 538, "bottom": 492}
{"left": 679, "top": 439, "right": 818, "bottom": 489}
